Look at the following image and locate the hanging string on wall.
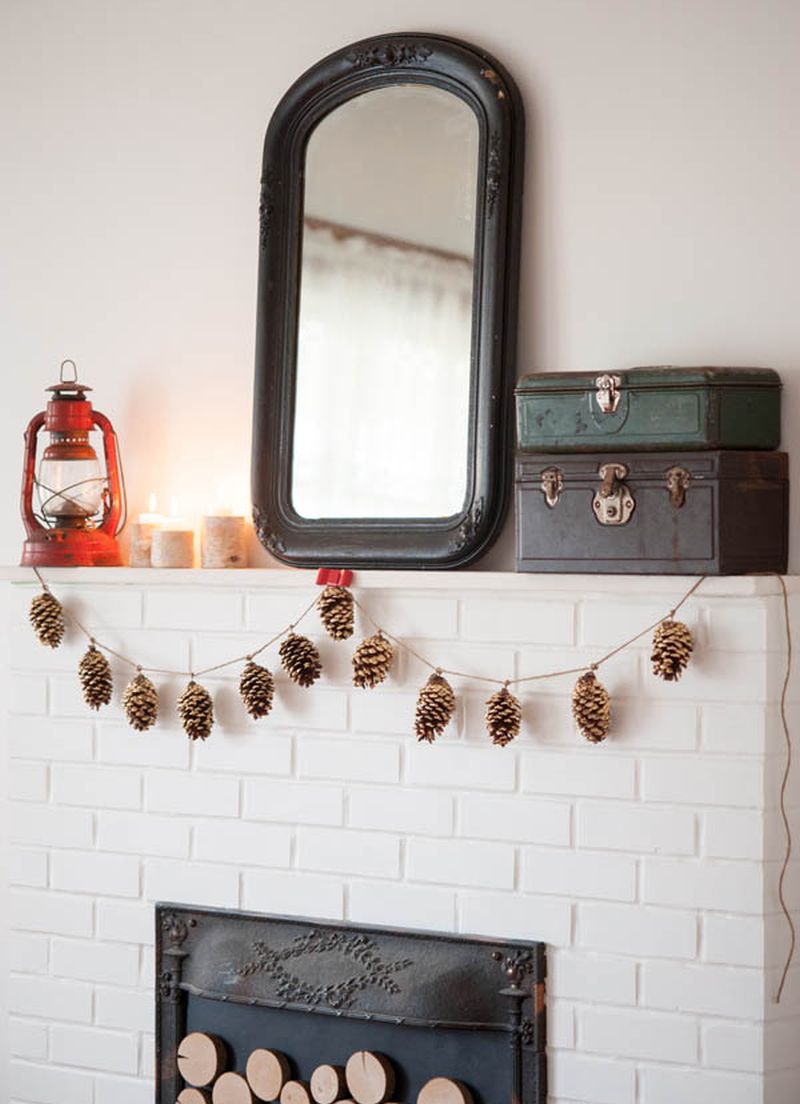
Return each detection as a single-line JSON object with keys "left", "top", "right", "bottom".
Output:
{"left": 22, "top": 565, "right": 797, "bottom": 1002}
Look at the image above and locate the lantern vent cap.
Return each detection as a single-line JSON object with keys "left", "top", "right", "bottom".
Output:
{"left": 46, "top": 359, "right": 92, "bottom": 397}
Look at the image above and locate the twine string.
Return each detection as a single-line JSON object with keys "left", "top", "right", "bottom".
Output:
{"left": 31, "top": 567, "right": 318, "bottom": 679}
{"left": 579, "top": 575, "right": 708, "bottom": 673}
{"left": 40, "top": 567, "right": 708, "bottom": 688}
{"left": 352, "top": 598, "right": 509, "bottom": 688}
{"left": 355, "top": 580, "right": 706, "bottom": 688}
{"left": 775, "top": 574, "right": 796, "bottom": 1003}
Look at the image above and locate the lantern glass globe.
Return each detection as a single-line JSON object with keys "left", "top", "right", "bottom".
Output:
{"left": 38, "top": 455, "right": 104, "bottom": 519}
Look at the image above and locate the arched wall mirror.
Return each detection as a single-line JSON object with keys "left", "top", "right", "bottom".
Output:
{"left": 252, "top": 33, "right": 524, "bottom": 568}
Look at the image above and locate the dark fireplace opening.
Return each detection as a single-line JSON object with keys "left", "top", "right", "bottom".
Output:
{"left": 156, "top": 904, "right": 546, "bottom": 1104}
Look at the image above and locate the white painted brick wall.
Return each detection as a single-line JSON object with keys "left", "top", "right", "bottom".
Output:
{"left": 577, "top": 901, "right": 697, "bottom": 959}
{"left": 1, "top": 571, "right": 797, "bottom": 1104}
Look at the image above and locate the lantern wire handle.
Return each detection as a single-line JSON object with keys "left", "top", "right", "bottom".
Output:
{"left": 60, "top": 359, "right": 78, "bottom": 383}
{"left": 112, "top": 428, "right": 128, "bottom": 536}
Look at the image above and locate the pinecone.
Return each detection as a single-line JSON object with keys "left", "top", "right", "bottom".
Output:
{"left": 177, "top": 679, "right": 214, "bottom": 741}
{"left": 414, "top": 672, "right": 456, "bottom": 743}
{"left": 122, "top": 671, "right": 159, "bottom": 731}
{"left": 78, "top": 644, "right": 113, "bottom": 710}
{"left": 279, "top": 633, "right": 322, "bottom": 688}
{"left": 485, "top": 686, "right": 522, "bottom": 747}
{"left": 572, "top": 671, "right": 610, "bottom": 744}
{"left": 29, "top": 590, "right": 65, "bottom": 648}
{"left": 318, "top": 585, "right": 354, "bottom": 640}
{"left": 651, "top": 618, "right": 693, "bottom": 681}
{"left": 240, "top": 660, "right": 275, "bottom": 719}
{"left": 352, "top": 632, "right": 394, "bottom": 689}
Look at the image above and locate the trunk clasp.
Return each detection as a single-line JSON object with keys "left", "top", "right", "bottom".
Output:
{"left": 595, "top": 373, "right": 622, "bottom": 414}
{"left": 666, "top": 466, "right": 691, "bottom": 508}
{"left": 540, "top": 466, "right": 563, "bottom": 508}
{"left": 593, "top": 462, "right": 635, "bottom": 525}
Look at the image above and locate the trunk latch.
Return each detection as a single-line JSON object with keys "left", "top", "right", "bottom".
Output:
{"left": 595, "top": 373, "right": 622, "bottom": 414}
{"left": 540, "top": 466, "right": 563, "bottom": 508}
{"left": 593, "top": 462, "right": 635, "bottom": 525}
{"left": 666, "top": 466, "right": 691, "bottom": 508}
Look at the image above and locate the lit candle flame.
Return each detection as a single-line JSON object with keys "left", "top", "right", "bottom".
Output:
{"left": 138, "top": 491, "right": 163, "bottom": 526}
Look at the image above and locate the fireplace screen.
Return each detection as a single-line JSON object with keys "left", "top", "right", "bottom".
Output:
{"left": 156, "top": 904, "right": 546, "bottom": 1104}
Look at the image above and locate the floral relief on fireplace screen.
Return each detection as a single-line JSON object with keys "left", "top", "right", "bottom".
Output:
{"left": 236, "top": 928, "right": 414, "bottom": 1009}
{"left": 156, "top": 904, "right": 547, "bottom": 1104}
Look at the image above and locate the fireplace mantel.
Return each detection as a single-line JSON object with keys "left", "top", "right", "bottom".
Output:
{"left": 1, "top": 564, "right": 793, "bottom": 594}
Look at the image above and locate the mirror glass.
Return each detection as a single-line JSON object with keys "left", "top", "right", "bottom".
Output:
{"left": 291, "top": 84, "right": 479, "bottom": 519}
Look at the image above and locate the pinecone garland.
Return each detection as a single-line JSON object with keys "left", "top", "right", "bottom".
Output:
{"left": 29, "top": 590, "right": 65, "bottom": 648}
{"left": 485, "top": 686, "right": 522, "bottom": 747}
{"left": 239, "top": 660, "right": 275, "bottom": 719}
{"left": 651, "top": 618, "right": 693, "bottom": 681}
{"left": 177, "top": 679, "right": 214, "bottom": 741}
{"left": 352, "top": 632, "right": 394, "bottom": 689}
{"left": 318, "top": 585, "right": 354, "bottom": 640}
{"left": 279, "top": 633, "right": 322, "bottom": 688}
{"left": 414, "top": 672, "right": 456, "bottom": 743}
{"left": 122, "top": 672, "right": 159, "bottom": 731}
{"left": 572, "top": 670, "right": 610, "bottom": 744}
{"left": 78, "top": 644, "right": 113, "bottom": 710}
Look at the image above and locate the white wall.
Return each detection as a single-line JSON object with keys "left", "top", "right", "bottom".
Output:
{"left": 2, "top": 569, "right": 798, "bottom": 1104}
{"left": 1, "top": 0, "right": 799, "bottom": 568}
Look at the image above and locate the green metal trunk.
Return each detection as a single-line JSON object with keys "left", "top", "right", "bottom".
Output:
{"left": 515, "top": 367, "right": 781, "bottom": 452}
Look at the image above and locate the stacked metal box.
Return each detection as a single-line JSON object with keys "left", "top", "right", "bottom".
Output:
{"left": 514, "top": 367, "right": 788, "bottom": 574}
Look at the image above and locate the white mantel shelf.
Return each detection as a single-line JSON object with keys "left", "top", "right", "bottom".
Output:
{"left": 0, "top": 565, "right": 796, "bottom": 596}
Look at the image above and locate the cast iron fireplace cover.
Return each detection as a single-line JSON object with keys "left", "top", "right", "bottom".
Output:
{"left": 156, "top": 903, "right": 546, "bottom": 1103}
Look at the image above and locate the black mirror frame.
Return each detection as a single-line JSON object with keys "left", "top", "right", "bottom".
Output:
{"left": 252, "top": 32, "right": 525, "bottom": 569}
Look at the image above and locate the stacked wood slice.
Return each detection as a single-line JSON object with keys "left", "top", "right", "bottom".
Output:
{"left": 310, "top": 1064, "right": 347, "bottom": 1104}
{"left": 178, "top": 1033, "right": 473, "bottom": 1104}
{"left": 345, "top": 1051, "right": 395, "bottom": 1104}
{"left": 213, "top": 1072, "right": 255, "bottom": 1104}
{"left": 247, "top": 1049, "right": 291, "bottom": 1102}
{"left": 417, "top": 1078, "right": 473, "bottom": 1104}
{"left": 280, "top": 1082, "right": 313, "bottom": 1104}
{"left": 178, "top": 1032, "right": 227, "bottom": 1087}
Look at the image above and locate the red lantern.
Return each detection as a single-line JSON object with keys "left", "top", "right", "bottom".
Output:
{"left": 20, "top": 359, "right": 126, "bottom": 567}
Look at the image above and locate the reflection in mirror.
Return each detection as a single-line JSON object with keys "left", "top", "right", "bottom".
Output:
{"left": 291, "top": 84, "right": 479, "bottom": 519}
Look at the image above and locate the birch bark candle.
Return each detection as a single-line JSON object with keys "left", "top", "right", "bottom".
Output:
{"left": 130, "top": 522, "right": 157, "bottom": 567}
{"left": 129, "top": 494, "right": 163, "bottom": 567}
{"left": 201, "top": 514, "right": 247, "bottom": 568}
{"left": 152, "top": 512, "right": 195, "bottom": 568}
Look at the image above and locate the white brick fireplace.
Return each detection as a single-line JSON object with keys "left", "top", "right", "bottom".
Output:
{"left": 1, "top": 569, "right": 798, "bottom": 1104}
